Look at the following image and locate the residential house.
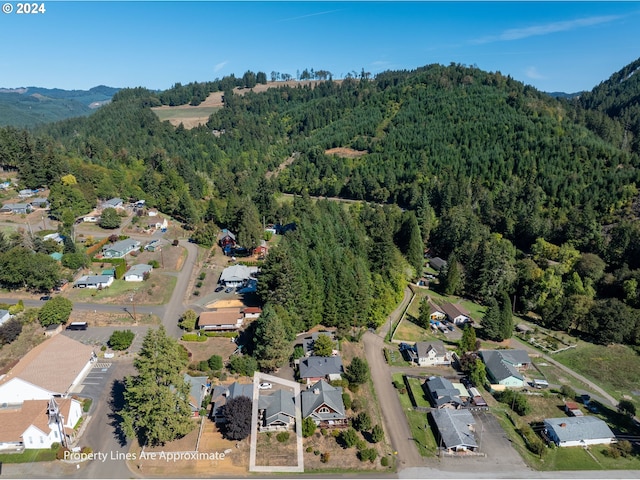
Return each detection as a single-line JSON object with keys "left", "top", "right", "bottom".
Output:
{"left": 124, "top": 264, "right": 152, "bottom": 282}
{"left": 219, "top": 264, "right": 258, "bottom": 287}
{"left": 43, "top": 233, "right": 64, "bottom": 244}
{"left": 441, "top": 303, "right": 471, "bottom": 326}
{"left": 258, "top": 389, "right": 296, "bottom": 432}
{"left": 0, "top": 181, "right": 11, "bottom": 190}
{"left": 0, "top": 309, "right": 10, "bottom": 326}
{"left": 102, "top": 239, "right": 141, "bottom": 258}
{"left": 73, "top": 275, "right": 114, "bottom": 289}
{"left": 209, "top": 382, "right": 254, "bottom": 423}
{"left": 29, "top": 198, "right": 49, "bottom": 209}
{"left": 101, "top": 197, "right": 123, "bottom": 210}
{"left": 302, "top": 332, "right": 339, "bottom": 357}
{"left": 83, "top": 216, "right": 99, "bottom": 223}
{"left": 197, "top": 308, "right": 244, "bottom": 331}
{"left": 243, "top": 307, "right": 262, "bottom": 320}
{"left": 301, "top": 380, "right": 348, "bottom": 428}
{"left": 415, "top": 341, "right": 451, "bottom": 366}
{"left": 429, "top": 257, "right": 447, "bottom": 271}
{"left": 298, "top": 356, "right": 343, "bottom": 385}
{"left": 0, "top": 334, "right": 95, "bottom": 405}
{"left": 0, "top": 203, "right": 32, "bottom": 214}
{"left": 218, "top": 229, "right": 237, "bottom": 250}
{"left": 564, "top": 401, "right": 584, "bottom": 417}
{"left": 544, "top": 417, "right": 616, "bottom": 447}
{"left": 147, "top": 212, "right": 168, "bottom": 231}
{"left": 424, "top": 376, "right": 464, "bottom": 409}
{"left": 18, "top": 189, "right": 35, "bottom": 199}
{"left": 184, "top": 374, "right": 209, "bottom": 417}
{"left": 430, "top": 408, "right": 478, "bottom": 453}
{"left": 479, "top": 349, "right": 531, "bottom": 389}
{"left": 427, "top": 301, "right": 446, "bottom": 322}
{"left": 0, "top": 397, "right": 82, "bottom": 451}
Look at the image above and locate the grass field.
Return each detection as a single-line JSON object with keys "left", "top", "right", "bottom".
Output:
{"left": 65, "top": 274, "right": 176, "bottom": 305}
{"left": 392, "top": 373, "right": 438, "bottom": 457}
{"left": 392, "top": 316, "right": 433, "bottom": 342}
{"left": 152, "top": 106, "right": 220, "bottom": 121}
{"left": 406, "top": 377, "right": 431, "bottom": 408}
{"left": 0, "top": 448, "right": 57, "bottom": 463}
{"left": 553, "top": 342, "right": 640, "bottom": 409}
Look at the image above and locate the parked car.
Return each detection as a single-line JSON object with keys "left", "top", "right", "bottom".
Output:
{"left": 446, "top": 324, "right": 455, "bottom": 331}
{"left": 215, "top": 285, "right": 224, "bottom": 292}
{"left": 224, "top": 287, "right": 233, "bottom": 293}
{"left": 259, "top": 382, "right": 272, "bottom": 390}
{"left": 39, "top": 295, "right": 51, "bottom": 301}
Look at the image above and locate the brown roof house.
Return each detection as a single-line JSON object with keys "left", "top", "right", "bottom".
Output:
{"left": 197, "top": 308, "right": 244, "bottom": 331}
{"left": 0, "top": 335, "right": 96, "bottom": 405}
{"left": 0, "top": 397, "right": 82, "bottom": 451}
{"left": 441, "top": 303, "right": 471, "bottom": 325}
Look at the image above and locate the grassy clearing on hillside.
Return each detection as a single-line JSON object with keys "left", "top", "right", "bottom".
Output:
{"left": 152, "top": 106, "right": 220, "bottom": 121}
{"left": 553, "top": 343, "right": 640, "bottom": 409}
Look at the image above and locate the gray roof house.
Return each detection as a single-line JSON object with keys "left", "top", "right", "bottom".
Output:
{"left": 302, "top": 332, "right": 339, "bottom": 357}
{"left": 102, "top": 197, "right": 124, "bottom": 209}
{"left": 102, "top": 239, "right": 141, "bottom": 259}
{"left": 0, "top": 309, "right": 11, "bottom": 327}
{"left": 219, "top": 264, "right": 258, "bottom": 287}
{"left": 544, "top": 417, "right": 616, "bottom": 447}
{"left": 209, "top": 382, "right": 254, "bottom": 423}
{"left": 124, "top": 264, "right": 153, "bottom": 282}
{"left": 425, "top": 376, "right": 464, "bottom": 409}
{"left": 0, "top": 203, "right": 32, "bottom": 214}
{"left": 301, "top": 380, "right": 348, "bottom": 428}
{"left": 415, "top": 341, "right": 451, "bottom": 366}
{"left": 258, "top": 389, "right": 296, "bottom": 432}
{"left": 184, "top": 374, "right": 209, "bottom": 417}
{"left": 479, "top": 350, "right": 531, "bottom": 388}
{"left": 429, "top": 257, "right": 448, "bottom": 271}
{"left": 430, "top": 408, "right": 478, "bottom": 452}
{"left": 73, "top": 275, "right": 114, "bottom": 289}
{"left": 29, "top": 198, "right": 49, "bottom": 208}
{"left": 298, "top": 356, "right": 343, "bottom": 385}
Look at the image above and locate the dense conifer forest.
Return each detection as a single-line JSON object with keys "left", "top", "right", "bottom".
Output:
{"left": 1, "top": 61, "right": 640, "bottom": 348}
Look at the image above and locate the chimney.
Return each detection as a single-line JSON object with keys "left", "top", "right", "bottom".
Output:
{"left": 313, "top": 388, "right": 320, "bottom": 395}
{"left": 560, "top": 423, "right": 566, "bottom": 428}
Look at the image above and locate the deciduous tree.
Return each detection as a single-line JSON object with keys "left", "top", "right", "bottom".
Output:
{"left": 222, "top": 396, "right": 252, "bottom": 440}
{"left": 38, "top": 297, "right": 73, "bottom": 327}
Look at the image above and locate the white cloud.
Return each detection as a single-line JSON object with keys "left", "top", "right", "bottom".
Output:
{"left": 525, "top": 66, "right": 546, "bottom": 80}
{"left": 213, "top": 61, "right": 228, "bottom": 73}
{"left": 474, "top": 14, "right": 622, "bottom": 44}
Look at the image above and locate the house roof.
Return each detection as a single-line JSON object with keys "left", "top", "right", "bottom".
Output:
{"left": 416, "top": 341, "right": 447, "bottom": 359}
{"left": 219, "top": 229, "right": 236, "bottom": 241}
{"left": 219, "top": 264, "right": 257, "bottom": 283}
{"left": 479, "top": 349, "right": 531, "bottom": 384}
{"left": 299, "top": 356, "right": 343, "bottom": 379}
{"left": 184, "top": 374, "right": 208, "bottom": 411}
{"left": 104, "top": 197, "right": 123, "bottom": 207}
{"left": 301, "top": 380, "right": 345, "bottom": 420}
{"left": 0, "top": 400, "right": 50, "bottom": 442}
{"left": 0, "top": 335, "right": 94, "bottom": 395}
{"left": 29, "top": 198, "right": 49, "bottom": 205}
{"left": 210, "top": 382, "right": 253, "bottom": 419}
{"left": 302, "top": 332, "right": 338, "bottom": 355}
{"left": 428, "top": 301, "right": 445, "bottom": 317}
{"left": 126, "top": 264, "right": 153, "bottom": 277}
{"left": 198, "top": 309, "right": 243, "bottom": 328}
{"left": 243, "top": 307, "right": 263, "bottom": 314}
{"left": 75, "top": 275, "right": 112, "bottom": 285}
{"left": 431, "top": 408, "right": 477, "bottom": 449}
{"left": 103, "top": 238, "right": 140, "bottom": 253}
{"left": 259, "top": 389, "right": 296, "bottom": 425}
{"left": 441, "top": 303, "right": 470, "bottom": 321}
{"left": 425, "top": 376, "right": 463, "bottom": 407}
{"left": 2, "top": 203, "right": 30, "bottom": 210}
{"left": 429, "top": 257, "right": 447, "bottom": 270}
{"left": 544, "top": 416, "right": 615, "bottom": 443}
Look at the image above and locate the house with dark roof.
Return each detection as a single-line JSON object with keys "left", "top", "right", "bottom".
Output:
{"left": 430, "top": 408, "right": 478, "bottom": 453}
{"left": 301, "top": 380, "right": 348, "bottom": 428}
{"left": 415, "top": 341, "right": 451, "bottom": 366}
{"left": 424, "top": 376, "right": 464, "bottom": 409}
{"left": 258, "top": 389, "right": 296, "bottom": 432}
{"left": 102, "top": 239, "right": 141, "bottom": 259}
{"left": 218, "top": 229, "right": 237, "bottom": 252}
{"left": 209, "top": 382, "right": 254, "bottom": 424}
{"left": 441, "top": 303, "right": 471, "bottom": 325}
{"left": 429, "top": 257, "right": 448, "bottom": 271}
{"left": 544, "top": 417, "right": 616, "bottom": 447}
{"left": 184, "top": 374, "right": 209, "bottom": 417}
{"left": 479, "top": 350, "right": 531, "bottom": 389}
{"left": 298, "top": 356, "right": 343, "bottom": 385}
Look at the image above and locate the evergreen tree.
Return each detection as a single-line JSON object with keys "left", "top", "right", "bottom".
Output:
{"left": 459, "top": 325, "right": 478, "bottom": 353}
{"left": 121, "top": 327, "right": 194, "bottom": 446}
{"left": 252, "top": 305, "right": 292, "bottom": 371}
{"left": 418, "top": 297, "right": 432, "bottom": 329}
{"left": 312, "top": 333, "right": 335, "bottom": 357}
{"left": 468, "top": 358, "right": 487, "bottom": 387}
{"left": 237, "top": 201, "right": 262, "bottom": 252}
{"left": 480, "top": 297, "right": 502, "bottom": 341}
{"left": 441, "top": 254, "right": 463, "bottom": 296}
{"left": 499, "top": 291, "right": 514, "bottom": 340}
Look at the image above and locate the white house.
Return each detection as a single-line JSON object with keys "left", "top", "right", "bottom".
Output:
{"left": 124, "top": 264, "right": 153, "bottom": 282}
{"left": 101, "top": 197, "right": 123, "bottom": 210}
{"left": 415, "top": 341, "right": 451, "bottom": 366}
{"left": 0, "top": 309, "right": 11, "bottom": 326}
{"left": 544, "top": 417, "right": 616, "bottom": 448}
{"left": 219, "top": 264, "right": 258, "bottom": 287}
{"left": 441, "top": 303, "right": 471, "bottom": 325}
{"left": 0, "top": 397, "right": 82, "bottom": 451}
{"left": 74, "top": 275, "right": 114, "bottom": 289}
{"left": 102, "top": 239, "right": 140, "bottom": 259}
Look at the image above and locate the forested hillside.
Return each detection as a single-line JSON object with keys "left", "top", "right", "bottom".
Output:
{"left": 2, "top": 61, "right": 640, "bottom": 348}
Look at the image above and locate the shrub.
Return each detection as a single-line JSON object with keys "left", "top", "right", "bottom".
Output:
{"left": 320, "top": 428, "right": 327, "bottom": 436}
{"left": 331, "top": 429, "right": 341, "bottom": 438}
{"left": 82, "top": 398, "right": 92, "bottom": 413}
{"left": 358, "top": 448, "right": 377, "bottom": 463}
{"left": 208, "top": 354, "right": 223, "bottom": 370}
{"left": 351, "top": 398, "right": 362, "bottom": 412}
{"left": 339, "top": 428, "right": 358, "bottom": 448}
{"left": 276, "top": 432, "right": 290, "bottom": 443}
{"left": 306, "top": 446, "right": 313, "bottom": 453}
{"left": 371, "top": 424, "right": 384, "bottom": 443}
{"left": 148, "top": 260, "right": 160, "bottom": 268}
{"left": 353, "top": 412, "right": 372, "bottom": 432}
{"left": 172, "top": 239, "right": 179, "bottom": 246}
{"left": 199, "top": 272, "right": 206, "bottom": 280}
{"left": 313, "top": 450, "right": 320, "bottom": 456}
{"left": 181, "top": 333, "right": 206, "bottom": 342}
{"left": 302, "top": 417, "right": 317, "bottom": 438}
{"left": 198, "top": 360, "right": 209, "bottom": 372}
{"left": 80, "top": 446, "right": 93, "bottom": 454}
{"left": 342, "top": 392, "right": 352, "bottom": 410}
{"left": 109, "top": 330, "right": 135, "bottom": 351}
{"left": 320, "top": 452, "right": 330, "bottom": 463}
{"left": 196, "top": 281, "right": 203, "bottom": 288}
{"left": 355, "top": 439, "right": 367, "bottom": 451}
{"left": 381, "top": 456, "right": 389, "bottom": 467}
{"left": 560, "top": 385, "right": 576, "bottom": 400}
{"left": 100, "top": 345, "right": 107, "bottom": 351}
{"left": 193, "top": 290, "right": 200, "bottom": 296}
{"left": 56, "top": 446, "right": 70, "bottom": 460}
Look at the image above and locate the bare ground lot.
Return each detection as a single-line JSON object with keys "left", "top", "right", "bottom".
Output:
{"left": 256, "top": 432, "right": 298, "bottom": 467}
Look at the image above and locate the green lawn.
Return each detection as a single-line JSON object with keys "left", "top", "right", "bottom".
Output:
{"left": 392, "top": 373, "right": 438, "bottom": 457}
{"left": 152, "top": 106, "right": 220, "bottom": 121}
{"left": 65, "top": 275, "right": 176, "bottom": 305}
{"left": 0, "top": 448, "right": 57, "bottom": 463}
{"left": 406, "top": 377, "right": 430, "bottom": 408}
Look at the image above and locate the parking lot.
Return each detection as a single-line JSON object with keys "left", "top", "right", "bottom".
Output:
{"left": 63, "top": 325, "right": 150, "bottom": 353}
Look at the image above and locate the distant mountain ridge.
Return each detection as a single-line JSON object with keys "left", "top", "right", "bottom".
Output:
{"left": 0, "top": 85, "right": 120, "bottom": 128}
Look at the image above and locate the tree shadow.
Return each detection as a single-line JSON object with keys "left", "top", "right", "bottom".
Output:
{"left": 107, "top": 378, "right": 130, "bottom": 448}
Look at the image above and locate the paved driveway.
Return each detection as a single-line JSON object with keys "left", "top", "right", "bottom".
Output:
{"left": 63, "top": 326, "right": 150, "bottom": 353}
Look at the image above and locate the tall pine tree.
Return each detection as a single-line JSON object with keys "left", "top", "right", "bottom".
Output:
{"left": 252, "top": 304, "right": 292, "bottom": 371}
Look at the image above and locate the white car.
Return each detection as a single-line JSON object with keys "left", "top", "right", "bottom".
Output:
{"left": 258, "top": 382, "right": 272, "bottom": 390}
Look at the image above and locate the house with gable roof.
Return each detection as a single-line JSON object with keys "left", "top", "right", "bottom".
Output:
{"left": 102, "top": 238, "right": 141, "bottom": 259}
{"left": 415, "top": 341, "right": 451, "bottom": 366}
{"left": 183, "top": 374, "right": 209, "bottom": 417}
{"left": 301, "top": 380, "right": 348, "bottom": 428}
{"left": 479, "top": 349, "right": 531, "bottom": 389}
{"left": 258, "top": 389, "right": 296, "bottom": 432}
{"left": 124, "top": 264, "right": 153, "bottom": 282}
{"left": 441, "top": 303, "right": 471, "bottom": 325}
{"left": 430, "top": 408, "right": 478, "bottom": 453}
{"left": 298, "top": 356, "right": 343, "bottom": 386}
{"left": 424, "top": 376, "right": 464, "bottom": 409}
{"left": 209, "top": 382, "right": 254, "bottom": 424}
{"left": 219, "top": 264, "right": 258, "bottom": 287}
{"left": 544, "top": 416, "right": 616, "bottom": 447}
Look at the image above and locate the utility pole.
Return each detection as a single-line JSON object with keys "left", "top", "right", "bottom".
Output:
{"left": 130, "top": 290, "right": 137, "bottom": 322}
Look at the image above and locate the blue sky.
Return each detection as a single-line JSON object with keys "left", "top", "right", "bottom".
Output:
{"left": 1, "top": 1, "right": 639, "bottom": 93}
